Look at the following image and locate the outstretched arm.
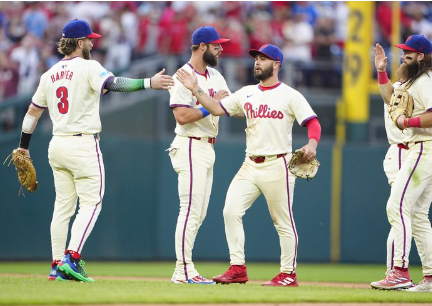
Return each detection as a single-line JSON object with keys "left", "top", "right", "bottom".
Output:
{"left": 176, "top": 68, "right": 226, "bottom": 116}
{"left": 104, "top": 68, "right": 174, "bottom": 92}
{"left": 375, "top": 43, "right": 394, "bottom": 104}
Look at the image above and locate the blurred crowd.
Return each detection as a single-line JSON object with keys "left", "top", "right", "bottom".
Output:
{"left": 1, "top": 1, "right": 432, "bottom": 105}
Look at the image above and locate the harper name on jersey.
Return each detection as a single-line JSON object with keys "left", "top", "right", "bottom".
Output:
{"left": 50, "top": 70, "right": 74, "bottom": 83}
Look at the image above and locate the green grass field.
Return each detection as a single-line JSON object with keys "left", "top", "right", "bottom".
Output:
{"left": 1, "top": 262, "right": 432, "bottom": 304}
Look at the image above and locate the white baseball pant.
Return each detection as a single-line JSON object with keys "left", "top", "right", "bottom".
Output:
{"left": 223, "top": 154, "right": 297, "bottom": 274}
{"left": 169, "top": 135, "right": 215, "bottom": 280}
{"left": 48, "top": 134, "right": 104, "bottom": 260}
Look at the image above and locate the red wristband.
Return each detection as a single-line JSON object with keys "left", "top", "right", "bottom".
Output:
{"left": 404, "top": 117, "right": 410, "bottom": 129}
{"left": 377, "top": 71, "right": 389, "bottom": 84}
{"left": 409, "top": 116, "right": 421, "bottom": 128}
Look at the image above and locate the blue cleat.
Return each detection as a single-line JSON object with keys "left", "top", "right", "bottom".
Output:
{"left": 48, "top": 261, "right": 72, "bottom": 281}
{"left": 57, "top": 250, "right": 94, "bottom": 282}
{"left": 171, "top": 275, "right": 215, "bottom": 284}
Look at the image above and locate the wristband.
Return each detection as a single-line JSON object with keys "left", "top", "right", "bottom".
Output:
{"left": 143, "top": 78, "right": 151, "bottom": 89}
{"left": 19, "top": 131, "right": 32, "bottom": 149}
{"left": 377, "top": 71, "right": 389, "bottom": 84}
{"left": 409, "top": 116, "right": 421, "bottom": 128}
{"left": 199, "top": 107, "right": 210, "bottom": 118}
{"left": 404, "top": 117, "right": 410, "bottom": 129}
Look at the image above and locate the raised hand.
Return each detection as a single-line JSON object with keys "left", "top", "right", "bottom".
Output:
{"left": 176, "top": 68, "right": 198, "bottom": 91}
{"left": 375, "top": 43, "right": 387, "bottom": 72}
{"left": 214, "top": 90, "right": 229, "bottom": 101}
{"left": 150, "top": 68, "right": 175, "bottom": 90}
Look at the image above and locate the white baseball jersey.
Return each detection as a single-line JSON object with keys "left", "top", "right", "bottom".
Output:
{"left": 32, "top": 57, "right": 113, "bottom": 135}
{"left": 169, "top": 63, "right": 230, "bottom": 137}
{"left": 385, "top": 74, "right": 432, "bottom": 273}
{"left": 403, "top": 73, "right": 432, "bottom": 143}
{"left": 220, "top": 82, "right": 316, "bottom": 155}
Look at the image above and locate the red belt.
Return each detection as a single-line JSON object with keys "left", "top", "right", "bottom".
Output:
{"left": 249, "top": 153, "right": 287, "bottom": 163}
{"left": 189, "top": 137, "right": 217, "bottom": 144}
{"left": 397, "top": 141, "right": 423, "bottom": 150}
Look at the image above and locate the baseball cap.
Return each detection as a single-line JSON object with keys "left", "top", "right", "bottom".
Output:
{"left": 395, "top": 35, "right": 432, "bottom": 54}
{"left": 192, "top": 26, "right": 230, "bottom": 45}
{"left": 249, "top": 44, "right": 284, "bottom": 65}
{"left": 62, "top": 19, "right": 101, "bottom": 39}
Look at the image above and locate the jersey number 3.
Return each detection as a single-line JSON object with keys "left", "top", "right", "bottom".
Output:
{"left": 56, "top": 86, "right": 69, "bottom": 114}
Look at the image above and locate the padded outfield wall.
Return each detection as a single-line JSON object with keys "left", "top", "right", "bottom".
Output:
{"left": 0, "top": 131, "right": 424, "bottom": 265}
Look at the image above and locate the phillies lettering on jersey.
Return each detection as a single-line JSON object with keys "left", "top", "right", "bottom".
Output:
{"left": 220, "top": 82, "right": 316, "bottom": 156}
{"left": 244, "top": 102, "right": 283, "bottom": 119}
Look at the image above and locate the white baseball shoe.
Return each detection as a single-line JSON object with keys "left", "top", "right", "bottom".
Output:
{"left": 171, "top": 275, "right": 215, "bottom": 284}
{"left": 406, "top": 277, "right": 432, "bottom": 292}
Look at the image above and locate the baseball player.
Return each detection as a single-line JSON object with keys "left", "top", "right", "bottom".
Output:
{"left": 15, "top": 19, "right": 174, "bottom": 282}
{"left": 176, "top": 44, "right": 321, "bottom": 286}
{"left": 371, "top": 36, "right": 432, "bottom": 292}
{"left": 167, "top": 26, "right": 230, "bottom": 284}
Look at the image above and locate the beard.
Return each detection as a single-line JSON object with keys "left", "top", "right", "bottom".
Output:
{"left": 203, "top": 48, "right": 218, "bottom": 67}
{"left": 82, "top": 47, "right": 91, "bottom": 60}
{"left": 254, "top": 65, "right": 274, "bottom": 81}
{"left": 395, "top": 61, "right": 419, "bottom": 81}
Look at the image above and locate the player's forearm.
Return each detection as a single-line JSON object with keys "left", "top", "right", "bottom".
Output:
{"left": 396, "top": 112, "right": 432, "bottom": 129}
{"left": 19, "top": 104, "right": 44, "bottom": 149}
{"left": 173, "top": 107, "right": 210, "bottom": 125}
{"left": 377, "top": 71, "right": 393, "bottom": 104}
{"left": 191, "top": 86, "right": 225, "bottom": 116}
{"left": 104, "top": 76, "right": 151, "bottom": 92}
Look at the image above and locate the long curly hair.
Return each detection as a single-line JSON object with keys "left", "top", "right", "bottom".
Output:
{"left": 56, "top": 38, "right": 80, "bottom": 56}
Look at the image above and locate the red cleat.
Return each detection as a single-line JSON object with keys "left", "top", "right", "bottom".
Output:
{"left": 213, "top": 265, "right": 248, "bottom": 284}
{"left": 371, "top": 268, "right": 412, "bottom": 290}
{"left": 262, "top": 272, "right": 298, "bottom": 287}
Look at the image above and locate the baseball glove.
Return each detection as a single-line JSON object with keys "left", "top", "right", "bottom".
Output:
{"left": 288, "top": 149, "right": 320, "bottom": 180}
{"left": 3, "top": 149, "right": 38, "bottom": 196}
{"left": 388, "top": 88, "right": 414, "bottom": 129}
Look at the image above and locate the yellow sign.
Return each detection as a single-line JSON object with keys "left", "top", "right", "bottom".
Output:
{"left": 343, "top": 2, "right": 373, "bottom": 122}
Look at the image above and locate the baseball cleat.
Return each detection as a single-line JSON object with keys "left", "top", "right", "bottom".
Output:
{"left": 171, "top": 275, "right": 215, "bottom": 284}
{"left": 213, "top": 265, "right": 248, "bottom": 284}
{"left": 48, "top": 260, "right": 72, "bottom": 281}
{"left": 370, "top": 268, "right": 412, "bottom": 290}
{"left": 406, "top": 277, "right": 432, "bottom": 292}
{"left": 262, "top": 272, "right": 298, "bottom": 287}
{"left": 57, "top": 250, "right": 94, "bottom": 282}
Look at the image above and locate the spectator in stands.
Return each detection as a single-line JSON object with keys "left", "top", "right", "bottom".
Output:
{"left": 23, "top": 2, "right": 48, "bottom": 39}
{"left": 10, "top": 33, "right": 40, "bottom": 95}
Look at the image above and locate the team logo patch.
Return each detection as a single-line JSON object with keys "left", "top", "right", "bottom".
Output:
{"left": 98, "top": 71, "right": 110, "bottom": 78}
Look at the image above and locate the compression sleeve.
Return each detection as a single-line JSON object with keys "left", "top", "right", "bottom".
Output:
{"left": 104, "top": 77, "right": 151, "bottom": 92}
{"left": 305, "top": 117, "right": 321, "bottom": 143}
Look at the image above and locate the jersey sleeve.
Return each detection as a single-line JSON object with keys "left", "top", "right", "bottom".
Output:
{"left": 169, "top": 71, "right": 194, "bottom": 108}
{"left": 417, "top": 76, "right": 432, "bottom": 112}
{"left": 87, "top": 60, "right": 114, "bottom": 95}
{"left": 31, "top": 75, "right": 47, "bottom": 108}
{"left": 290, "top": 90, "right": 317, "bottom": 126}
{"left": 219, "top": 89, "right": 243, "bottom": 117}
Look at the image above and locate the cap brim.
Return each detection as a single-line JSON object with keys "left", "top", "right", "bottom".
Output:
{"left": 210, "top": 38, "right": 230, "bottom": 44}
{"left": 249, "top": 49, "right": 279, "bottom": 62}
{"left": 87, "top": 32, "right": 101, "bottom": 38}
{"left": 395, "top": 44, "right": 419, "bottom": 53}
